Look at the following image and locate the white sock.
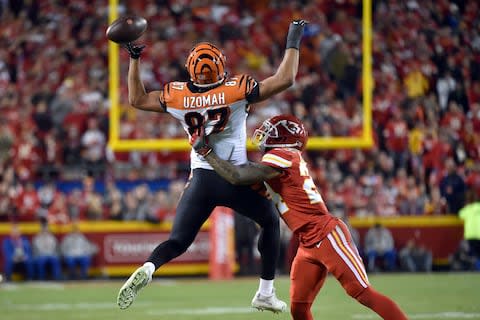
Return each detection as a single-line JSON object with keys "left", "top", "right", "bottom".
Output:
{"left": 143, "top": 262, "right": 155, "bottom": 276}
{"left": 258, "top": 279, "right": 274, "bottom": 296}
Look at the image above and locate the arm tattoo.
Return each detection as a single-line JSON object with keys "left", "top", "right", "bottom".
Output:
{"left": 205, "top": 152, "right": 281, "bottom": 185}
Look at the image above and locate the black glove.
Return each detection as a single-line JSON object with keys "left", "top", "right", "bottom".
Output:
{"left": 286, "top": 20, "right": 308, "bottom": 50}
{"left": 124, "top": 42, "right": 145, "bottom": 59}
{"left": 190, "top": 126, "right": 212, "bottom": 157}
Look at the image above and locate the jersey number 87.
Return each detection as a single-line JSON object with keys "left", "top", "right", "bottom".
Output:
{"left": 184, "top": 107, "right": 231, "bottom": 135}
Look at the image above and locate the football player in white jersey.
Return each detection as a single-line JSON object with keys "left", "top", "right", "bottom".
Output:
{"left": 117, "top": 20, "right": 307, "bottom": 313}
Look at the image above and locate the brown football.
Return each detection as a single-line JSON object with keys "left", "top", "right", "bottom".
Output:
{"left": 106, "top": 16, "right": 147, "bottom": 44}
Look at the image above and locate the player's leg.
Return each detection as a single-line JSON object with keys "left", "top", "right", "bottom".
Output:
{"left": 4, "top": 259, "right": 14, "bottom": 281}
{"left": 366, "top": 249, "right": 378, "bottom": 272}
{"left": 320, "top": 221, "right": 408, "bottom": 320}
{"left": 23, "top": 259, "right": 34, "bottom": 281}
{"left": 117, "top": 169, "right": 216, "bottom": 309}
{"left": 227, "top": 185, "right": 284, "bottom": 312}
{"left": 383, "top": 249, "right": 397, "bottom": 271}
{"left": 63, "top": 256, "right": 76, "bottom": 279}
{"left": 146, "top": 171, "right": 217, "bottom": 268}
{"left": 49, "top": 256, "right": 62, "bottom": 280}
{"left": 290, "top": 246, "right": 328, "bottom": 320}
{"left": 77, "top": 256, "right": 91, "bottom": 279}
{"left": 36, "top": 256, "right": 47, "bottom": 280}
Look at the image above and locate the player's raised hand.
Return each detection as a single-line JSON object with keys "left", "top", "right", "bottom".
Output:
{"left": 190, "top": 126, "right": 212, "bottom": 157}
{"left": 286, "top": 19, "right": 308, "bottom": 50}
{"left": 124, "top": 42, "right": 145, "bottom": 59}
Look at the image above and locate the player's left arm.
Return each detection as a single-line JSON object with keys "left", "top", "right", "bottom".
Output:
{"left": 205, "top": 152, "right": 281, "bottom": 185}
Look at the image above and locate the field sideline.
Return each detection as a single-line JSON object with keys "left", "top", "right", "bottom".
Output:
{"left": 1, "top": 273, "right": 479, "bottom": 320}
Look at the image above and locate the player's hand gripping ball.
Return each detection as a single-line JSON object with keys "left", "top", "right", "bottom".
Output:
{"left": 106, "top": 16, "right": 147, "bottom": 44}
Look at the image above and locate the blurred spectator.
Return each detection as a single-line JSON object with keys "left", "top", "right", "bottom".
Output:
{"left": 47, "top": 193, "right": 70, "bottom": 225}
{"left": 439, "top": 158, "right": 466, "bottom": 214}
{"left": 81, "top": 118, "right": 106, "bottom": 177}
{"left": 383, "top": 108, "right": 409, "bottom": 170}
{"left": 83, "top": 177, "right": 103, "bottom": 220}
{"left": 424, "top": 187, "right": 448, "bottom": 215}
{"left": 63, "top": 127, "right": 83, "bottom": 167}
{"left": 104, "top": 181, "right": 125, "bottom": 221}
{"left": 398, "top": 239, "right": 433, "bottom": 272}
{"left": 60, "top": 222, "right": 97, "bottom": 280}
{"left": 133, "top": 184, "right": 159, "bottom": 223}
{"left": 459, "top": 200, "right": 480, "bottom": 259}
{"left": 364, "top": 223, "right": 397, "bottom": 272}
{"left": 0, "top": 121, "right": 13, "bottom": 165}
{"left": 67, "top": 189, "right": 85, "bottom": 221}
{"left": 403, "top": 63, "right": 429, "bottom": 99}
{"left": 37, "top": 182, "right": 58, "bottom": 220}
{"left": 32, "top": 220, "right": 62, "bottom": 280}
{"left": 234, "top": 211, "right": 259, "bottom": 276}
{"left": 147, "top": 189, "right": 172, "bottom": 222}
{"left": 277, "top": 219, "right": 292, "bottom": 274}
{"left": 15, "top": 182, "right": 40, "bottom": 221}
{"left": 465, "top": 163, "right": 480, "bottom": 203}
{"left": 436, "top": 71, "right": 456, "bottom": 112}
{"left": 123, "top": 190, "right": 139, "bottom": 221}
{"left": 449, "top": 240, "right": 480, "bottom": 271}
{"left": 2, "top": 224, "right": 34, "bottom": 281}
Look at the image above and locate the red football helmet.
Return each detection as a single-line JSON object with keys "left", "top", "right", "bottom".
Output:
{"left": 252, "top": 114, "right": 308, "bottom": 151}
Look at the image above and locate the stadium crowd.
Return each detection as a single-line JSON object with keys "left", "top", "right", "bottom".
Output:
{"left": 0, "top": 0, "right": 479, "bottom": 224}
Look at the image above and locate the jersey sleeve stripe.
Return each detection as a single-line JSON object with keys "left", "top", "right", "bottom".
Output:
{"left": 262, "top": 154, "right": 292, "bottom": 168}
{"left": 239, "top": 75, "right": 246, "bottom": 88}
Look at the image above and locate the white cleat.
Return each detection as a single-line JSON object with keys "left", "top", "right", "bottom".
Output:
{"left": 251, "top": 288, "right": 287, "bottom": 314}
{"left": 117, "top": 265, "right": 152, "bottom": 310}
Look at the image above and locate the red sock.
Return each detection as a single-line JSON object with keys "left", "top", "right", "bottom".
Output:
{"left": 356, "top": 287, "right": 408, "bottom": 320}
{"left": 290, "top": 302, "right": 313, "bottom": 320}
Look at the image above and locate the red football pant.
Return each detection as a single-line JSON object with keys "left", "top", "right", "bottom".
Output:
{"left": 290, "top": 220, "right": 408, "bottom": 320}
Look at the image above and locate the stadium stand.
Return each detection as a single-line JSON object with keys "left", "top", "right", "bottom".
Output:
{"left": 0, "top": 0, "right": 479, "bottom": 225}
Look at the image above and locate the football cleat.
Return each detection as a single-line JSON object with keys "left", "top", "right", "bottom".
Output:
{"left": 251, "top": 288, "right": 287, "bottom": 313}
{"left": 117, "top": 265, "right": 152, "bottom": 309}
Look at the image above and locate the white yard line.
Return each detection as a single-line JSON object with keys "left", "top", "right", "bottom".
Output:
{"left": 1, "top": 301, "right": 153, "bottom": 311}
{"left": 0, "top": 282, "right": 65, "bottom": 290}
{"left": 147, "top": 307, "right": 256, "bottom": 315}
{"left": 2, "top": 302, "right": 255, "bottom": 315}
{"left": 353, "top": 312, "right": 480, "bottom": 319}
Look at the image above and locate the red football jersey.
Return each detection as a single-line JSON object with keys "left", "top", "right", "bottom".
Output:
{"left": 261, "top": 148, "right": 338, "bottom": 247}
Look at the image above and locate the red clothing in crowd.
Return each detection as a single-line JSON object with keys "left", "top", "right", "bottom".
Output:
{"left": 384, "top": 119, "right": 409, "bottom": 152}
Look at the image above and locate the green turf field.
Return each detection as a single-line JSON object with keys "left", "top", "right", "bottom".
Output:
{"left": 1, "top": 273, "right": 479, "bottom": 320}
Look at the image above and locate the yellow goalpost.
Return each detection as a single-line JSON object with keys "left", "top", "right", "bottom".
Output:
{"left": 108, "top": 0, "right": 373, "bottom": 151}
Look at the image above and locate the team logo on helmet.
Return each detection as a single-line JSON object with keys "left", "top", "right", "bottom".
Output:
{"left": 185, "top": 42, "right": 226, "bottom": 86}
{"left": 252, "top": 115, "right": 308, "bottom": 151}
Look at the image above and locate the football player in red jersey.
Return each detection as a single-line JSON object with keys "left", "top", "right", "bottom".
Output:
{"left": 191, "top": 114, "right": 408, "bottom": 320}
{"left": 117, "top": 21, "right": 307, "bottom": 313}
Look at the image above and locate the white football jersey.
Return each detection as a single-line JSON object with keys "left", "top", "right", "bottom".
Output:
{"left": 162, "top": 75, "right": 259, "bottom": 170}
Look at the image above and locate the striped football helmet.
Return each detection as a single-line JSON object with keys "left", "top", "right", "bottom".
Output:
{"left": 185, "top": 42, "right": 226, "bottom": 87}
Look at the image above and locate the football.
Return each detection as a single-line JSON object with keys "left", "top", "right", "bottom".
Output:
{"left": 106, "top": 15, "right": 147, "bottom": 44}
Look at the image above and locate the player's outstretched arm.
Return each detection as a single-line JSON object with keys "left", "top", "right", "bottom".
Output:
{"left": 256, "top": 20, "right": 307, "bottom": 102}
{"left": 189, "top": 127, "right": 281, "bottom": 185}
{"left": 206, "top": 153, "right": 280, "bottom": 185}
{"left": 125, "top": 43, "right": 165, "bottom": 113}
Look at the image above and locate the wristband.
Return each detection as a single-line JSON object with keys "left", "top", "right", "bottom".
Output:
{"left": 286, "top": 20, "right": 307, "bottom": 50}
